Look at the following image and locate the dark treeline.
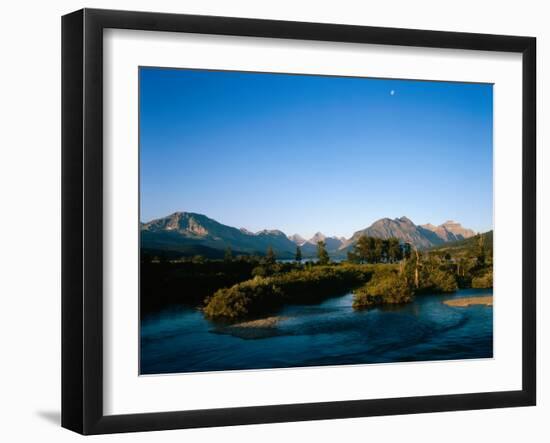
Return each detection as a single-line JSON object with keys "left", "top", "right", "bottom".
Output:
{"left": 141, "top": 248, "right": 303, "bottom": 314}
{"left": 141, "top": 259, "right": 254, "bottom": 314}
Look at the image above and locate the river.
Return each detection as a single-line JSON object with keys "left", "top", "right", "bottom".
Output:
{"left": 140, "top": 288, "right": 493, "bottom": 374}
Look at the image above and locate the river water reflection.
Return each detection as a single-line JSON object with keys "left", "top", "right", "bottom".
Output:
{"left": 140, "top": 288, "right": 493, "bottom": 374}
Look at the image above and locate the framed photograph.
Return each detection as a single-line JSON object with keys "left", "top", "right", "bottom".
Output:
{"left": 62, "top": 8, "right": 536, "bottom": 435}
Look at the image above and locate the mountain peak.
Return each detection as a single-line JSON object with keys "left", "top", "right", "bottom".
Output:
{"left": 141, "top": 211, "right": 215, "bottom": 237}
{"left": 344, "top": 216, "right": 443, "bottom": 250}
{"left": 420, "top": 220, "right": 476, "bottom": 243}
{"left": 422, "top": 222, "right": 437, "bottom": 229}
{"left": 398, "top": 216, "right": 414, "bottom": 224}
{"left": 289, "top": 234, "right": 306, "bottom": 245}
{"left": 309, "top": 232, "right": 326, "bottom": 243}
{"left": 169, "top": 211, "right": 202, "bottom": 218}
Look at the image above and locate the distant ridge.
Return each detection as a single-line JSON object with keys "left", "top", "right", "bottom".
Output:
{"left": 141, "top": 212, "right": 480, "bottom": 258}
{"left": 339, "top": 216, "right": 475, "bottom": 252}
{"left": 420, "top": 220, "right": 476, "bottom": 243}
{"left": 141, "top": 212, "right": 297, "bottom": 258}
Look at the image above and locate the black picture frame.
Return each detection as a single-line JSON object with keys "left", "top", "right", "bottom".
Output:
{"left": 62, "top": 8, "right": 536, "bottom": 435}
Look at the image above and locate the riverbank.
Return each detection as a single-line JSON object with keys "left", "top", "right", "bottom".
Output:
{"left": 443, "top": 295, "right": 493, "bottom": 307}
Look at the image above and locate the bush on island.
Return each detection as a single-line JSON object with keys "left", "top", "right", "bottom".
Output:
{"left": 426, "top": 268, "right": 459, "bottom": 293}
{"left": 352, "top": 270, "right": 413, "bottom": 309}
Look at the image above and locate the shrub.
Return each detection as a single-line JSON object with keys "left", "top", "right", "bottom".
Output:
{"left": 204, "top": 277, "right": 283, "bottom": 321}
{"left": 427, "top": 268, "right": 458, "bottom": 293}
{"left": 251, "top": 266, "right": 268, "bottom": 278}
{"left": 352, "top": 270, "right": 413, "bottom": 309}
{"left": 472, "top": 269, "right": 493, "bottom": 288}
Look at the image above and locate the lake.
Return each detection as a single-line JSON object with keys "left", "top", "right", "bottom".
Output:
{"left": 140, "top": 288, "right": 493, "bottom": 374}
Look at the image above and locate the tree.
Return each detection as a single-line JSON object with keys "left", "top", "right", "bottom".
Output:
{"left": 265, "top": 246, "right": 276, "bottom": 266}
{"left": 354, "top": 235, "right": 372, "bottom": 263}
{"left": 413, "top": 245, "right": 420, "bottom": 289}
{"left": 317, "top": 240, "right": 330, "bottom": 265}
{"left": 295, "top": 245, "right": 302, "bottom": 263}
{"left": 402, "top": 242, "right": 412, "bottom": 260}
{"left": 475, "top": 234, "right": 486, "bottom": 266}
{"left": 347, "top": 250, "right": 360, "bottom": 263}
{"left": 373, "top": 238, "right": 384, "bottom": 263}
{"left": 224, "top": 246, "right": 233, "bottom": 262}
{"left": 457, "top": 257, "right": 468, "bottom": 277}
{"left": 381, "top": 239, "right": 390, "bottom": 262}
{"left": 426, "top": 268, "right": 458, "bottom": 292}
{"left": 388, "top": 237, "right": 401, "bottom": 263}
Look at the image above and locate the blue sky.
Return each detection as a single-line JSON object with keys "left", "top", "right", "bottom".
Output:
{"left": 140, "top": 67, "right": 493, "bottom": 239}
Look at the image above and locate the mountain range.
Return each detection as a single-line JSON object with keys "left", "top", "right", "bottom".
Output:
{"left": 290, "top": 232, "right": 347, "bottom": 256}
{"left": 141, "top": 212, "right": 478, "bottom": 259}
{"left": 338, "top": 216, "right": 476, "bottom": 251}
